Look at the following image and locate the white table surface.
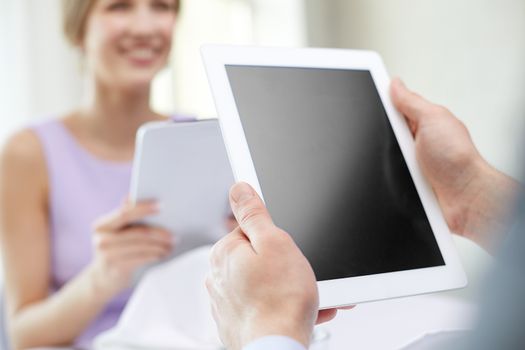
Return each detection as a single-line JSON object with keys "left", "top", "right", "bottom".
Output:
{"left": 31, "top": 294, "right": 476, "bottom": 350}
{"left": 319, "top": 293, "right": 476, "bottom": 350}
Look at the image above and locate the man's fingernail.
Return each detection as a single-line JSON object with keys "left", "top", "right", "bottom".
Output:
{"left": 231, "top": 182, "right": 254, "bottom": 204}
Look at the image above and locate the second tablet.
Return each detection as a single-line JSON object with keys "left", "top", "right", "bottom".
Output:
{"left": 130, "top": 119, "right": 235, "bottom": 257}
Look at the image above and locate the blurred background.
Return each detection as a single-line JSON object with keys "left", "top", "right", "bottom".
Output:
{"left": 1, "top": 0, "right": 524, "bottom": 300}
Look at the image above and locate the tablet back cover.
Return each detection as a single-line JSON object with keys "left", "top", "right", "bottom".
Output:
{"left": 131, "top": 119, "right": 234, "bottom": 256}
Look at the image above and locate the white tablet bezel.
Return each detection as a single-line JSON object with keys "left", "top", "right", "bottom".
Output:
{"left": 201, "top": 45, "right": 467, "bottom": 308}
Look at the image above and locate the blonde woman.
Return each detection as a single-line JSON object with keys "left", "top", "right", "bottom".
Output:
{"left": 0, "top": 0, "right": 189, "bottom": 348}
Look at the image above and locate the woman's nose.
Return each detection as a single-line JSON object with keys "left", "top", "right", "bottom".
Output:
{"left": 129, "top": 7, "right": 158, "bottom": 37}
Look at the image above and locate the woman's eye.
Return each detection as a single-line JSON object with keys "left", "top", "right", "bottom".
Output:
{"left": 152, "top": 0, "right": 175, "bottom": 11}
{"left": 108, "top": 1, "right": 131, "bottom": 11}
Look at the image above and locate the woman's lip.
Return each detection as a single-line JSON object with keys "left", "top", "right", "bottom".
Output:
{"left": 124, "top": 49, "right": 161, "bottom": 67}
{"left": 127, "top": 56, "right": 157, "bottom": 67}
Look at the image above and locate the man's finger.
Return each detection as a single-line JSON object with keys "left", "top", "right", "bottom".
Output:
{"left": 391, "top": 78, "right": 434, "bottom": 127}
{"left": 316, "top": 309, "right": 338, "bottom": 325}
{"left": 229, "top": 182, "right": 274, "bottom": 251}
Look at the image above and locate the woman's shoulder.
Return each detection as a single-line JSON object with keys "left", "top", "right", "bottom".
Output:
{"left": 0, "top": 127, "right": 47, "bottom": 184}
{"left": 1, "top": 128, "right": 44, "bottom": 164}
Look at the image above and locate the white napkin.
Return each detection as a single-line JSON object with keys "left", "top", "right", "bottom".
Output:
{"left": 94, "top": 246, "right": 223, "bottom": 350}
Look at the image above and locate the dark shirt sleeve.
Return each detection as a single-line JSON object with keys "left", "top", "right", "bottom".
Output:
{"left": 460, "top": 196, "right": 525, "bottom": 350}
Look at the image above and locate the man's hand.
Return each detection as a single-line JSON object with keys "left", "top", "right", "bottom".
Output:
{"left": 207, "top": 182, "right": 319, "bottom": 350}
{"left": 391, "top": 79, "right": 519, "bottom": 252}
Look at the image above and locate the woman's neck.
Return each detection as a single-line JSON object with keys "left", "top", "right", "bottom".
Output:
{"left": 78, "top": 81, "right": 164, "bottom": 148}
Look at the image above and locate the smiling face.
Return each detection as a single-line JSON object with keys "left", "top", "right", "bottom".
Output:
{"left": 82, "top": 0, "right": 178, "bottom": 91}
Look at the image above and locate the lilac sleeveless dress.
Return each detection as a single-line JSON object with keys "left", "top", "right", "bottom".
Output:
{"left": 31, "top": 116, "right": 193, "bottom": 348}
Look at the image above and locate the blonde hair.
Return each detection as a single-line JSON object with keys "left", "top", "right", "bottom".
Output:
{"left": 62, "top": 0, "right": 181, "bottom": 46}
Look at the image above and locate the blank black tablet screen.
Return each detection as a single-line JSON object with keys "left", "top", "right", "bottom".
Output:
{"left": 225, "top": 66, "right": 445, "bottom": 281}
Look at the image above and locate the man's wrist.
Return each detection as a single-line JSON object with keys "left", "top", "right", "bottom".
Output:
{"left": 460, "top": 160, "right": 520, "bottom": 251}
{"left": 243, "top": 335, "right": 307, "bottom": 350}
{"left": 241, "top": 314, "right": 314, "bottom": 350}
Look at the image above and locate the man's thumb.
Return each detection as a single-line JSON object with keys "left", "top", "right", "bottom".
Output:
{"left": 229, "top": 182, "right": 274, "bottom": 247}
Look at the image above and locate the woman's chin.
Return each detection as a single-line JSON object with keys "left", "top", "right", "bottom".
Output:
{"left": 98, "top": 61, "right": 166, "bottom": 92}
{"left": 114, "top": 77, "right": 155, "bottom": 93}
{"left": 98, "top": 68, "right": 161, "bottom": 93}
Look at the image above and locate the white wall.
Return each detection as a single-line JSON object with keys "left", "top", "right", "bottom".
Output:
{"left": 0, "top": 0, "right": 83, "bottom": 145}
{"left": 168, "top": 0, "right": 307, "bottom": 118}
{"left": 306, "top": 0, "right": 525, "bottom": 178}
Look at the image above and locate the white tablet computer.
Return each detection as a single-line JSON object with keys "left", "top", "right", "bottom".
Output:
{"left": 201, "top": 45, "right": 467, "bottom": 308}
{"left": 130, "top": 119, "right": 235, "bottom": 257}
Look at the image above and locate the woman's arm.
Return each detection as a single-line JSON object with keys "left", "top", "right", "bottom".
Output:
{"left": 0, "top": 130, "right": 109, "bottom": 349}
{"left": 0, "top": 129, "right": 174, "bottom": 349}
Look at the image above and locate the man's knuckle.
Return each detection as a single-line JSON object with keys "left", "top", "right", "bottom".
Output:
{"left": 400, "top": 92, "right": 412, "bottom": 106}
{"left": 210, "top": 241, "right": 225, "bottom": 264}
{"left": 238, "top": 204, "right": 265, "bottom": 226}
{"left": 211, "top": 239, "right": 223, "bottom": 253}
{"left": 432, "top": 104, "right": 449, "bottom": 115}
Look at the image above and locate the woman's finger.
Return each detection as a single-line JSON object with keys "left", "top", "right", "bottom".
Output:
{"left": 108, "top": 241, "right": 172, "bottom": 261}
{"left": 118, "top": 254, "right": 170, "bottom": 274}
{"left": 93, "top": 201, "right": 159, "bottom": 232}
{"left": 95, "top": 226, "right": 172, "bottom": 249}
